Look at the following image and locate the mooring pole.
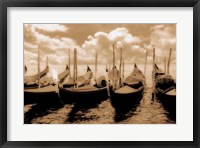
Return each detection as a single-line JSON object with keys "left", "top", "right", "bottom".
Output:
{"left": 144, "top": 49, "right": 148, "bottom": 76}
{"left": 164, "top": 57, "right": 166, "bottom": 74}
{"left": 167, "top": 48, "right": 172, "bottom": 75}
{"left": 152, "top": 47, "right": 156, "bottom": 99}
{"left": 73, "top": 48, "right": 76, "bottom": 88}
{"left": 112, "top": 44, "right": 116, "bottom": 90}
{"left": 68, "top": 48, "right": 71, "bottom": 78}
{"left": 37, "top": 45, "right": 40, "bottom": 88}
{"left": 119, "top": 46, "right": 122, "bottom": 86}
{"left": 95, "top": 51, "right": 98, "bottom": 81}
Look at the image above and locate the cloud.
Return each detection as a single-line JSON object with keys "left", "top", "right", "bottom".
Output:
{"left": 42, "top": 54, "right": 67, "bottom": 65}
{"left": 145, "top": 24, "right": 176, "bottom": 64}
{"left": 24, "top": 24, "right": 80, "bottom": 65}
{"left": 24, "top": 42, "right": 38, "bottom": 53}
{"left": 27, "top": 24, "right": 68, "bottom": 32}
{"left": 108, "top": 27, "right": 141, "bottom": 44}
{"left": 82, "top": 27, "right": 144, "bottom": 64}
{"left": 24, "top": 50, "right": 37, "bottom": 65}
{"left": 24, "top": 24, "right": 176, "bottom": 67}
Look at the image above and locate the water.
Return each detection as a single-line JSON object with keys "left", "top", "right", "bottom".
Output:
{"left": 24, "top": 63, "right": 176, "bottom": 124}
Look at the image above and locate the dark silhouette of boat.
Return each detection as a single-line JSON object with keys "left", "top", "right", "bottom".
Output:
{"left": 109, "top": 64, "right": 145, "bottom": 113}
{"left": 153, "top": 64, "right": 176, "bottom": 112}
{"left": 24, "top": 65, "right": 70, "bottom": 106}
{"left": 59, "top": 66, "right": 108, "bottom": 106}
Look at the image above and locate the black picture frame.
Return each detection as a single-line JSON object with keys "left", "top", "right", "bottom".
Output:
{"left": 0, "top": 0, "right": 199, "bottom": 147}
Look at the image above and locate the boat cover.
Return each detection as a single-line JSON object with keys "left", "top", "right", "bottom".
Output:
{"left": 62, "top": 70, "right": 92, "bottom": 87}
{"left": 156, "top": 75, "right": 175, "bottom": 90}
{"left": 166, "top": 88, "right": 176, "bottom": 96}
{"left": 24, "top": 85, "right": 57, "bottom": 93}
{"left": 115, "top": 85, "right": 137, "bottom": 94}
{"left": 66, "top": 85, "right": 100, "bottom": 92}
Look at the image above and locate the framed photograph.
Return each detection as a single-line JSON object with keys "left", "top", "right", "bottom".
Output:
{"left": 0, "top": 0, "right": 199, "bottom": 147}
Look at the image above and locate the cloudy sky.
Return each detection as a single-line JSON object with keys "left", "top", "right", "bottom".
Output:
{"left": 24, "top": 24, "right": 176, "bottom": 66}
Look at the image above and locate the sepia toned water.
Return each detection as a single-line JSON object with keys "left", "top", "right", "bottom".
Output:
{"left": 24, "top": 64, "right": 176, "bottom": 124}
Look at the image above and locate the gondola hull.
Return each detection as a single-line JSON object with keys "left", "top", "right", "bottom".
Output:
{"left": 155, "top": 88, "right": 176, "bottom": 112}
{"left": 59, "top": 86, "right": 108, "bottom": 107}
{"left": 24, "top": 85, "right": 62, "bottom": 107}
{"left": 24, "top": 66, "right": 70, "bottom": 106}
{"left": 153, "top": 64, "right": 176, "bottom": 113}
{"left": 108, "top": 64, "right": 145, "bottom": 113}
{"left": 109, "top": 86, "right": 144, "bottom": 113}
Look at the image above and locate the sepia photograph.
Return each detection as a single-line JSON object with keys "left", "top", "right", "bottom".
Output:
{"left": 24, "top": 24, "right": 176, "bottom": 124}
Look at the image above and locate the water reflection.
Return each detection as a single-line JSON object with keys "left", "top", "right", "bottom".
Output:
{"left": 66, "top": 104, "right": 100, "bottom": 123}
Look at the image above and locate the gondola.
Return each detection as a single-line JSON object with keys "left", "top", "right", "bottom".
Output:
{"left": 59, "top": 66, "right": 108, "bottom": 105}
{"left": 109, "top": 64, "right": 145, "bottom": 113}
{"left": 62, "top": 66, "right": 92, "bottom": 88}
{"left": 24, "top": 65, "right": 70, "bottom": 105}
{"left": 153, "top": 64, "right": 176, "bottom": 111}
{"left": 24, "top": 65, "right": 49, "bottom": 88}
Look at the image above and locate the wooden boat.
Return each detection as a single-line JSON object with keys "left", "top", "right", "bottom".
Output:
{"left": 109, "top": 64, "right": 145, "bottom": 113}
{"left": 24, "top": 65, "right": 70, "bottom": 105}
{"left": 24, "top": 65, "right": 49, "bottom": 88}
{"left": 62, "top": 66, "right": 92, "bottom": 88}
{"left": 59, "top": 66, "right": 108, "bottom": 105}
{"left": 153, "top": 64, "right": 176, "bottom": 111}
